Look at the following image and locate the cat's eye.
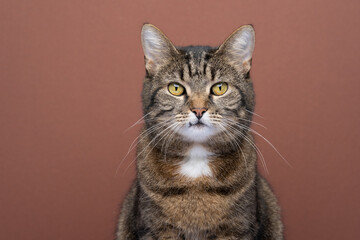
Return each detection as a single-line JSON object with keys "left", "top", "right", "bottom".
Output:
{"left": 211, "top": 82, "right": 228, "bottom": 96}
{"left": 168, "top": 83, "right": 185, "bottom": 96}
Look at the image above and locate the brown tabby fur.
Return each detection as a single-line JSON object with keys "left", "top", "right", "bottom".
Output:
{"left": 116, "top": 24, "right": 283, "bottom": 239}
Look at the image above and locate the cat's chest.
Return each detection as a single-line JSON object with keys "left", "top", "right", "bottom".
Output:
{"left": 178, "top": 145, "right": 213, "bottom": 179}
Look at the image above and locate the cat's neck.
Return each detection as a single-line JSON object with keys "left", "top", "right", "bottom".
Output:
{"left": 136, "top": 129, "right": 257, "bottom": 188}
{"left": 178, "top": 144, "right": 213, "bottom": 179}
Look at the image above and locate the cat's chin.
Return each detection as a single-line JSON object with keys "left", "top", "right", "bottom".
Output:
{"left": 179, "top": 124, "right": 216, "bottom": 143}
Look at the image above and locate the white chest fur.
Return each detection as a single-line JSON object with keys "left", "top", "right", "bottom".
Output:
{"left": 178, "top": 145, "right": 213, "bottom": 179}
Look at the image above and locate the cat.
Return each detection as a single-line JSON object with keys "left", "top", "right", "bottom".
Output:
{"left": 116, "top": 24, "right": 283, "bottom": 240}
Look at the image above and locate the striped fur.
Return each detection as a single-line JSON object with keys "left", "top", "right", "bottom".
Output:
{"left": 116, "top": 24, "right": 283, "bottom": 240}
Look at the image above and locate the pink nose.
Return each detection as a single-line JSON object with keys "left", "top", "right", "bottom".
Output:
{"left": 191, "top": 108, "right": 208, "bottom": 119}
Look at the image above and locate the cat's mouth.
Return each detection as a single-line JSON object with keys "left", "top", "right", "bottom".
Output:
{"left": 177, "top": 112, "right": 217, "bottom": 142}
{"left": 189, "top": 121, "right": 206, "bottom": 127}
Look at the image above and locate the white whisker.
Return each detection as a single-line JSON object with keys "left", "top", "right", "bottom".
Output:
{"left": 123, "top": 122, "right": 179, "bottom": 173}
{"left": 224, "top": 118, "right": 291, "bottom": 169}
{"left": 217, "top": 123, "right": 248, "bottom": 173}
{"left": 244, "top": 109, "right": 265, "bottom": 119}
{"left": 123, "top": 110, "right": 154, "bottom": 133}
{"left": 115, "top": 118, "right": 172, "bottom": 176}
{"left": 222, "top": 121, "right": 269, "bottom": 175}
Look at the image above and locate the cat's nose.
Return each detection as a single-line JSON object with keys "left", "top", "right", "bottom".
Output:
{"left": 191, "top": 108, "right": 208, "bottom": 119}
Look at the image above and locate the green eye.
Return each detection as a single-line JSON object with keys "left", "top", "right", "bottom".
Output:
{"left": 211, "top": 82, "right": 228, "bottom": 96}
{"left": 168, "top": 83, "right": 185, "bottom": 96}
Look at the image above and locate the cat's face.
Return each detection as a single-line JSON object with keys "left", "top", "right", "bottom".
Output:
{"left": 141, "top": 24, "right": 255, "bottom": 145}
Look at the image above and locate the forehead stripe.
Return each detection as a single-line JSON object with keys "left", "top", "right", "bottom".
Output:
{"left": 179, "top": 68, "right": 184, "bottom": 81}
{"left": 203, "top": 62, "right": 207, "bottom": 75}
{"left": 210, "top": 67, "right": 216, "bottom": 81}
{"left": 187, "top": 62, "right": 192, "bottom": 78}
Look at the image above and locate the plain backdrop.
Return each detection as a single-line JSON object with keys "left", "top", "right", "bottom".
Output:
{"left": 1, "top": 0, "right": 360, "bottom": 239}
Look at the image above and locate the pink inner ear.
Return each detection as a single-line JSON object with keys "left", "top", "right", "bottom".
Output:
{"left": 242, "top": 61, "right": 251, "bottom": 73}
{"left": 145, "top": 59, "right": 155, "bottom": 71}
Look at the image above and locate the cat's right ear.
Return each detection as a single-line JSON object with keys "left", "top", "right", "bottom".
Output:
{"left": 141, "top": 24, "right": 178, "bottom": 76}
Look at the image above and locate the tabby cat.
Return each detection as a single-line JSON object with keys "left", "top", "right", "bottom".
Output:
{"left": 116, "top": 24, "right": 283, "bottom": 240}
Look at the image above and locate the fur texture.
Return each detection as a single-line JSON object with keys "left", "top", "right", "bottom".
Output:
{"left": 116, "top": 24, "right": 283, "bottom": 240}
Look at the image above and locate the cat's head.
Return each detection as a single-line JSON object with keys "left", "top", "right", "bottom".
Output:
{"left": 141, "top": 24, "right": 255, "bottom": 145}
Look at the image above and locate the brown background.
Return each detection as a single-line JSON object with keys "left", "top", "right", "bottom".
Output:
{"left": 1, "top": 0, "right": 360, "bottom": 239}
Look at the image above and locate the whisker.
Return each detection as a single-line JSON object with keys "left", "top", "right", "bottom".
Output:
{"left": 115, "top": 119, "right": 172, "bottom": 176}
{"left": 127, "top": 121, "right": 169, "bottom": 154}
{"left": 123, "top": 110, "right": 154, "bottom": 133}
{"left": 244, "top": 109, "right": 264, "bottom": 119}
{"left": 224, "top": 118, "right": 291, "bottom": 168}
{"left": 245, "top": 127, "right": 292, "bottom": 168}
{"left": 221, "top": 120, "right": 269, "bottom": 174}
{"left": 163, "top": 124, "right": 183, "bottom": 161}
{"left": 217, "top": 123, "right": 248, "bottom": 173}
{"left": 122, "top": 122, "right": 180, "bottom": 173}
{"left": 209, "top": 113, "right": 266, "bottom": 129}
{"left": 236, "top": 117, "right": 267, "bottom": 129}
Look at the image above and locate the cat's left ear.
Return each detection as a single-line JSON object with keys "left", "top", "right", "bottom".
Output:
{"left": 141, "top": 24, "right": 179, "bottom": 75}
{"left": 216, "top": 25, "right": 255, "bottom": 74}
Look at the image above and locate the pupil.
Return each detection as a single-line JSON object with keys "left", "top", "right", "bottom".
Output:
{"left": 219, "top": 85, "right": 222, "bottom": 91}
{"left": 175, "top": 86, "right": 178, "bottom": 91}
